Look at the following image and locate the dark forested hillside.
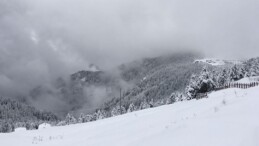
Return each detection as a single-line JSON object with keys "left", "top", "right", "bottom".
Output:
{"left": 98, "top": 53, "right": 203, "bottom": 114}
{"left": 0, "top": 96, "right": 59, "bottom": 133}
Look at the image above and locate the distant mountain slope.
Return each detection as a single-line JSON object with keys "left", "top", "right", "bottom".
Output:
{"left": 40, "top": 53, "right": 204, "bottom": 116}
{"left": 122, "top": 54, "right": 202, "bottom": 100}
{"left": 120, "top": 53, "right": 200, "bottom": 82}
{"left": 99, "top": 53, "right": 204, "bottom": 113}
{"left": 194, "top": 58, "right": 244, "bottom": 66}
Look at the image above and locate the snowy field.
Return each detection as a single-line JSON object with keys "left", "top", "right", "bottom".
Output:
{"left": 194, "top": 58, "right": 225, "bottom": 66}
{"left": 194, "top": 58, "right": 243, "bottom": 66}
{"left": 1, "top": 87, "right": 259, "bottom": 146}
{"left": 236, "top": 76, "right": 259, "bottom": 84}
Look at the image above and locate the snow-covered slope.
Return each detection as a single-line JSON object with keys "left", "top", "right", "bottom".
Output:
{"left": 194, "top": 58, "right": 243, "bottom": 66}
{"left": 194, "top": 58, "right": 226, "bottom": 66}
{"left": 236, "top": 76, "right": 259, "bottom": 83}
{"left": 1, "top": 87, "right": 259, "bottom": 146}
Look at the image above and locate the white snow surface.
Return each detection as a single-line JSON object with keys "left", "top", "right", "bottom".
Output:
{"left": 194, "top": 58, "right": 225, "bottom": 66}
{"left": 38, "top": 123, "right": 51, "bottom": 130}
{"left": 1, "top": 87, "right": 259, "bottom": 146}
{"left": 14, "top": 127, "right": 26, "bottom": 132}
{"left": 236, "top": 76, "right": 259, "bottom": 84}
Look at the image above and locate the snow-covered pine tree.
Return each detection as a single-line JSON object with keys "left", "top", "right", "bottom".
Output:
{"left": 127, "top": 103, "right": 136, "bottom": 113}
{"left": 250, "top": 62, "right": 259, "bottom": 76}
{"left": 186, "top": 67, "right": 216, "bottom": 99}
{"left": 111, "top": 105, "right": 126, "bottom": 117}
{"left": 175, "top": 93, "right": 186, "bottom": 101}
{"left": 111, "top": 107, "right": 119, "bottom": 117}
{"left": 240, "top": 67, "right": 246, "bottom": 78}
{"left": 230, "top": 65, "right": 241, "bottom": 81}
{"left": 166, "top": 92, "right": 180, "bottom": 104}
{"left": 198, "top": 67, "right": 215, "bottom": 93}
{"left": 185, "top": 74, "right": 199, "bottom": 99}
{"left": 85, "top": 114, "right": 94, "bottom": 122}
{"left": 78, "top": 113, "right": 87, "bottom": 123}
{"left": 244, "top": 57, "right": 259, "bottom": 77}
{"left": 140, "top": 100, "right": 151, "bottom": 109}
{"left": 120, "top": 106, "right": 126, "bottom": 114}
{"left": 210, "top": 70, "right": 219, "bottom": 87}
{"left": 65, "top": 113, "right": 77, "bottom": 125}
{"left": 0, "top": 121, "right": 14, "bottom": 133}
{"left": 95, "top": 110, "right": 106, "bottom": 120}
{"left": 218, "top": 69, "right": 229, "bottom": 87}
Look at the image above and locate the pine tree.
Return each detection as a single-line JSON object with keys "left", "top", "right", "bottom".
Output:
{"left": 85, "top": 114, "right": 94, "bottom": 122}
{"left": 245, "top": 57, "right": 259, "bottom": 77}
{"left": 127, "top": 103, "right": 136, "bottom": 113}
{"left": 65, "top": 113, "right": 77, "bottom": 125}
{"left": 111, "top": 105, "right": 126, "bottom": 117}
{"left": 0, "top": 121, "right": 14, "bottom": 133}
{"left": 198, "top": 67, "right": 215, "bottom": 93}
{"left": 140, "top": 100, "right": 151, "bottom": 109}
{"left": 230, "top": 65, "right": 241, "bottom": 81}
{"left": 186, "top": 67, "right": 215, "bottom": 99}
{"left": 166, "top": 93, "right": 178, "bottom": 104}
{"left": 185, "top": 74, "right": 199, "bottom": 99}
{"left": 218, "top": 69, "right": 229, "bottom": 87}
{"left": 210, "top": 70, "right": 219, "bottom": 87}
{"left": 175, "top": 93, "right": 186, "bottom": 102}
{"left": 239, "top": 67, "right": 246, "bottom": 79}
{"left": 95, "top": 110, "right": 106, "bottom": 120}
{"left": 78, "top": 113, "right": 87, "bottom": 123}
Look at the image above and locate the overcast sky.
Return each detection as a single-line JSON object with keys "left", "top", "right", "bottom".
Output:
{"left": 0, "top": 0, "right": 259, "bottom": 98}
